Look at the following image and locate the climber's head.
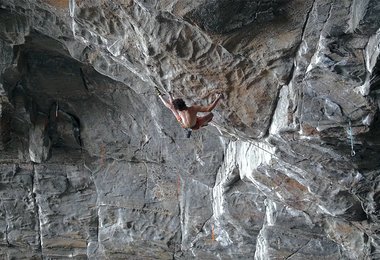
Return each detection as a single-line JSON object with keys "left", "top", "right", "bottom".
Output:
{"left": 172, "top": 98, "right": 187, "bottom": 111}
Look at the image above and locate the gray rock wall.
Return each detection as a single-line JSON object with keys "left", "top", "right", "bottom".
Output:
{"left": 0, "top": 0, "right": 379, "bottom": 259}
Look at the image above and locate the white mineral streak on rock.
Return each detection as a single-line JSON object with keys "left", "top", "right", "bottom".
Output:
{"left": 69, "top": 0, "right": 78, "bottom": 45}
{"left": 28, "top": 122, "right": 51, "bottom": 163}
{"left": 254, "top": 199, "right": 277, "bottom": 260}
{"left": 306, "top": 35, "right": 327, "bottom": 73}
{"left": 346, "top": 0, "right": 370, "bottom": 33}
{"left": 362, "top": 113, "right": 374, "bottom": 126}
{"left": 254, "top": 229, "right": 267, "bottom": 260}
{"left": 213, "top": 184, "right": 232, "bottom": 247}
{"left": 211, "top": 139, "right": 234, "bottom": 247}
{"left": 354, "top": 28, "right": 380, "bottom": 96}
{"left": 354, "top": 79, "right": 371, "bottom": 96}
{"left": 69, "top": 0, "right": 75, "bottom": 18}
{"left": 365, "top": 28, "right": 380, "bottom": 74}
{"left": 212, "top": 139, "right": 274, "bottom": 247}
{"left": 269, "top": 85, "right": 290, "bottom": 135}
{"left": 317, "top": 204, "right": 345, "bottom": 217}
{"left": 238, "top": 140, "right": 274, "bottom": 188}
{"left": 107, "top": 39, "right": 123, "bottom": 57}
{"left": 264, "top": 199, "right": 278, "bottom": 227}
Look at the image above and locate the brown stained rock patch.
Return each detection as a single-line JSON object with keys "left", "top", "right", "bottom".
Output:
{"left": 334, "top": 221, "right": 357, "bottom": 235}
{"left": 225, "top": 72, "right": 279, "bottom": 136}
{"left": 301, "top": 123, "right": 319, "bottom": 136}
{"left": 284, "top": 177, "right": 308, "bottom": 193}
{"left": 253, "top": 169, "right": 314, "bottom": 212}
{"left": 44, "top": 0, "right": 69, "bottom": 9}
{"left": 276, "top": 175, "right": 314, "bottom": 211}
{"left": 272, "top": 172, "right": 307, "bottom": 195}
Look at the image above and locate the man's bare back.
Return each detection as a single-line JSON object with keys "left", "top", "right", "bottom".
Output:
{"left": 157, "top": 90, "right": 222, "bottom": 130}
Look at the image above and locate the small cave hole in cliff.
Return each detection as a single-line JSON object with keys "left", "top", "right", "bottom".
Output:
{"left": 1, "top": 32, "right": 116, "bottom": 162}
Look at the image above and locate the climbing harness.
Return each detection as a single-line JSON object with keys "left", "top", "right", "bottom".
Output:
{"left": 348, "top": 119, "right": 356, "bottom": 157}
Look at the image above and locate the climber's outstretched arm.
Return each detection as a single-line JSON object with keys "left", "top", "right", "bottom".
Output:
{"left": 158, "top": 93, "right": 184, "bottom": 126}
{"left": 168, "top": 91, "right": 174, "bottom": 103}
{"left": 192, "top": 94, "right": 222, "bottom": 113}
{"left": 156, "top": 86, "right": 175, "bottom": 109}
{"left": 157, "top": 92, "right": 182, "bottom": 120}
{"left": 158, "top": 95, "right": 172, "bottom": 109}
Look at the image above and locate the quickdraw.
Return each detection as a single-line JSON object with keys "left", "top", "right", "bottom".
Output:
{"left": 186, "top": 128, "right": 192, "bottom": 138}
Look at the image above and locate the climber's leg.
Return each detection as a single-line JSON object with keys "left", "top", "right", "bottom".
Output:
{"left": 191, "top": 113, "right": 214, "bottom": 130}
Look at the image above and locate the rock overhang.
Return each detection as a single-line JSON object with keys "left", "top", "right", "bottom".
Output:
{"left": 0, "top": 0, "right": 380, "bottom": 259}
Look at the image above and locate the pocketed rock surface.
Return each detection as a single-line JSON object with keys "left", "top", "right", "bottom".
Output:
{"left": 0, "top": 0, "right": 380, "bottom": 259}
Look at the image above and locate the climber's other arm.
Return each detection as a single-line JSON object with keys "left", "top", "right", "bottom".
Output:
{"left": 156, "top": 87, "right": 173, "bottom": 109}
{"left": 192, "top": 93, "right": 223, "bottom": 113}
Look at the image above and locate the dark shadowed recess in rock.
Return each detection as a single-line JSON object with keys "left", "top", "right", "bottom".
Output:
{"left": 350, "top": 56, "right": 380, "bottom": 171}
{"left": 316, "top": 55, "right": 380, "bottom": 172}
{"left": 1, "top": 31, "right": 99, "bottom": 155}
{"left": 370, "top": 57, "right": 380, "bottom": 93}
{"left": 186, "top": 0, "right": 288, "bottom": 34}
{"left": 357, "top": 0, "right": 380, "bottom": 35}
{"left": 327, "top": 36, "right": 367, "bottom": 84}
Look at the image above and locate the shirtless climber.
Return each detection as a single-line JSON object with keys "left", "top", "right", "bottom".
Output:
{"left": 156, "top": 87, "right": 222, "bottom": 136}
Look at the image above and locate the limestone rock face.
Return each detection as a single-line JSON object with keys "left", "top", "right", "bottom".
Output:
{"left": 0, "top": 0, "right": 379, "bottom": 259}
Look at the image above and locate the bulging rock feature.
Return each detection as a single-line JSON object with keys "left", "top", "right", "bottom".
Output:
{"left": 187, "top": 0, "right": 284, "bottom": 34}
{"left": 0, "top": 0, "right": 380, "bottom": 259}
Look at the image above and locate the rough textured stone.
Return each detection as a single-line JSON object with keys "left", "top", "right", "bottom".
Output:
{"left": 0, "top": 0, "right": 380, "bottom": 259}
{"left": 0, "top": 164, "right": 41, "bottom": 259}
